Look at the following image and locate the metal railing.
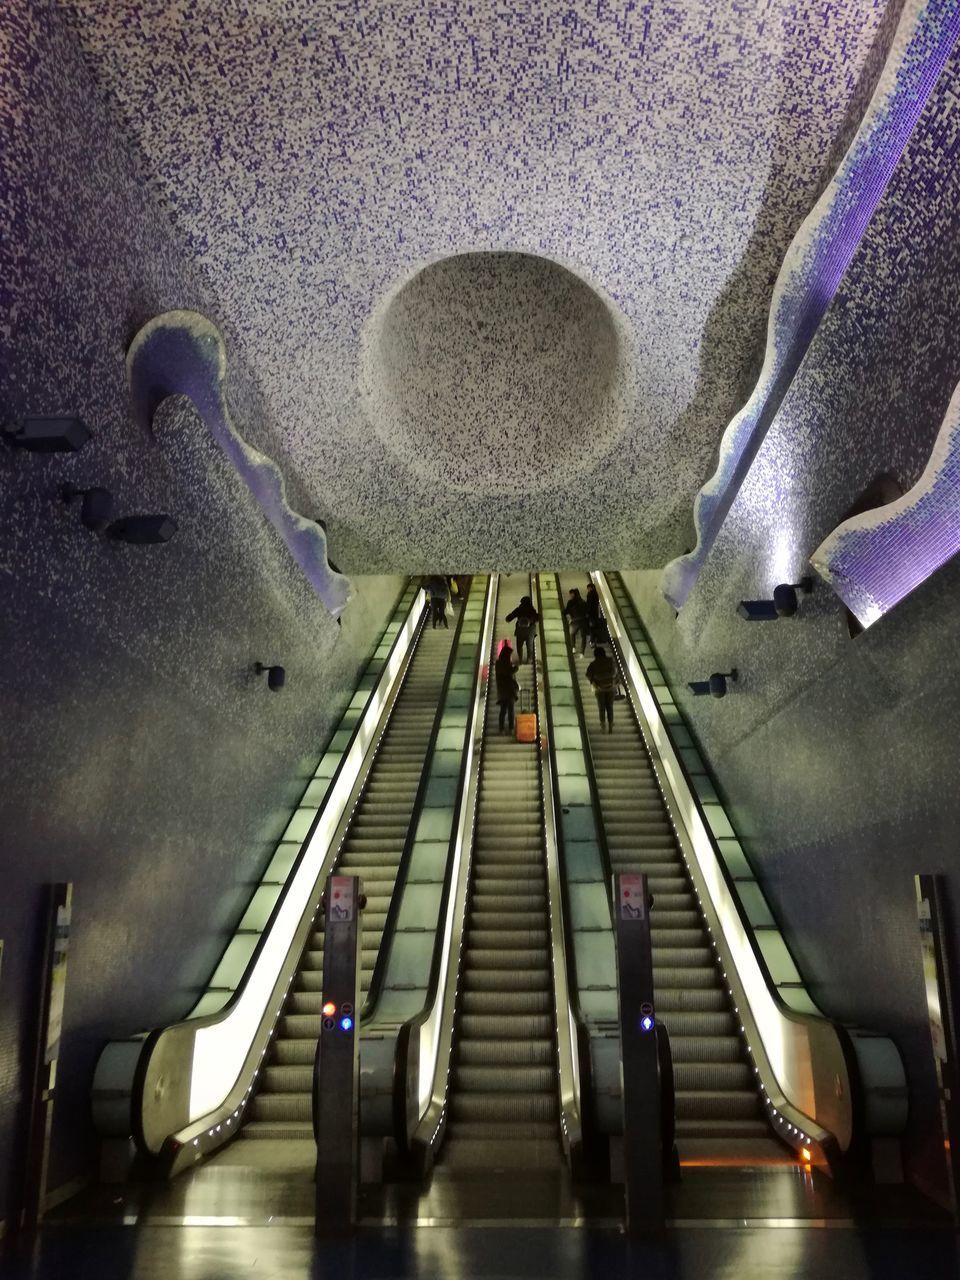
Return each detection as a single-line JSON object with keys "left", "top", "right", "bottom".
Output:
{"left": 594, "top": 570, "right": 907, "bottom": 1168}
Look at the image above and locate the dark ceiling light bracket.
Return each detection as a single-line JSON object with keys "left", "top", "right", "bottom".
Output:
{"left": 3, "top": 416, "right": 92, "bottom": 453}
{"left": 688, "top": 668, "right": 738, "bottom": 699}
{"left": 737, "top": 578, "right": 813, "bottom": 621}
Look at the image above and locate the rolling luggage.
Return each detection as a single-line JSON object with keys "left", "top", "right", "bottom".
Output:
{"left": 515, "top": 687, "right": 537, "bottom": 743}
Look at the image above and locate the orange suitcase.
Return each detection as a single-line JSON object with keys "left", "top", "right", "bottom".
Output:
{"left": 515, "top": 689, "right": 537, "bottom": 743}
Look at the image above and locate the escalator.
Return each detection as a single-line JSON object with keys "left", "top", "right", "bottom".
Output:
{"left": 557, "top": 572, "right": 787, "bottom": 1164}
{"left": 437, "top": 577, "right": 563, "bottom": 1171}
{"left": 245, "top": 609, "right": 462, "bottom": 1140}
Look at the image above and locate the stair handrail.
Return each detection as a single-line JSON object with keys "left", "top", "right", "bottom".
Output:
{"left": 594, "top": 571, "right": 907, "bottom": 1168}
{"left": 531, "top": 574, "right": 584, "bottom": 1163}
{"left": 366, "top": 574, "right": 497, "bottom": 1158}
{"left": 93, "top": 584, "right": 430, "bottom": 1170}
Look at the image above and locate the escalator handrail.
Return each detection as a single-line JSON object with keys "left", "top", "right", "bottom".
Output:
{"left": 594, "top": 570, "right": 893, "bottom": 1157}
{"left": 111, "top": 583, "right": 434, "bottom": 1159}
{"left": 182, "top": 580, "right": 421, "bottom": 1022}
{"left": 376, "top": 574, "right": 497, "bottom": 1151}
{"left": 361, "top": 578, "right": 476, "bottom": 1017}
{"left": 531, "top": 574, "right": 588, "bottom": 1159}
{"left": 598, "top": 571, "right": 848, "bottom": 1033}
{"left": 550, "top": 573, "right": 618, "bottom": 908}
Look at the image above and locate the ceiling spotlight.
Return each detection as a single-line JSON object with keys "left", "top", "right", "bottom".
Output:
{"left": 255, "top": 662, "right": 286, "bottom": 692}
{"left": 738, "top": 578, "right": 813, "bottom": 621}
{"left": 61, "top": 484, "right": 114, "bottom": 533}
{"left": 106, "top": 514, "right": 177, "bottom": 544}
{"left": 4, "top": 416, "right": 91, "bottom": 453}
{"left": 688, "top": 668, "right": 738, "bottom": 699}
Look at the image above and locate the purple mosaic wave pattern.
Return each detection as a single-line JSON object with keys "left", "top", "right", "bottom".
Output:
{"left": 811, "top": 381, "right": 960, "bottom": 627}
{"left": 662, "top": 0, "right": 960, "bottom": 610}
{"left": 127, "top": 312, "right": 351, "bottom": 616}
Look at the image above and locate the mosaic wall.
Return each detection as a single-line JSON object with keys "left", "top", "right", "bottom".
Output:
{"left": 812, "top": 380, "right": 960, "bottom": 627}
{"left": 0, "top": 2, "right": 402, "bottom": 1216}
{"left": 615, "top": 35, "right": 960, "bottom": 1202}
{"left": 662, "top": 0, "right": 960, "bottom": 608}
{"left": 54, "top": 0, "right": 898, "bottom": 572}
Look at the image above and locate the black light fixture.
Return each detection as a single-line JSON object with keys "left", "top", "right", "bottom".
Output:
{"left": 61, "top": 484, "right": 114, "bottom": 533}
{"left": 106, "top": 514, "right": 177, "bottom": 545}
{"left": 61, "top": 486, "right": 176, "bottom": 544}
{"left": 737, "top": 578, "right": 813, "bottom": 621}
{"left": 4, "top": 416, "right": 91, "bottom": 453}
{"left": 255, "top": 662, "right": 286, "bottom": 692}
{"left": 688, "top": 668, "right": 738, "bottom": 699}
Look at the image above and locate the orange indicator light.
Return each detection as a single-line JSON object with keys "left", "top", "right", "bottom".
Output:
{"left": 322, "top": 1001, "right": 336, "bottom": 1018}
{"left": 801, "top": 1147, "right": 812, "bottom": 1163}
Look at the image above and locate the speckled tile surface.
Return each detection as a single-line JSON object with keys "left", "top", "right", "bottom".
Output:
{"left": 0, "top": 1, "right": 403, "bottom": 1224}
{"left": 611, "top": 53, "right": 960, "bottom": 1192}
{"left": 49, "top": 0, "right": 898, "bottom": 571}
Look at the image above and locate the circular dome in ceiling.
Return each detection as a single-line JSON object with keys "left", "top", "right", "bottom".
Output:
{"left": 360, "top": 251, "right": 630, "bottom": 496}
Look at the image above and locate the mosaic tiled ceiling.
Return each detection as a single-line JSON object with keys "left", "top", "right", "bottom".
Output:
{"left": 58, "top": 0, "right": 902, "bottom": 573}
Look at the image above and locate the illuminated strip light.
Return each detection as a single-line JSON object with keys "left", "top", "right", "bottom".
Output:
{"left": 593, "top": 573, "right": 819, "bottom": 1121}
{"left": 188, "top": 591, "right": 427, "bottom": 1120}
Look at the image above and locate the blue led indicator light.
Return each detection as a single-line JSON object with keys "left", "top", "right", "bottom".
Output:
{"left": 340, "top": 1016, "right": 353, "bottom": 1032}
{"left": 640, "top": 1014, "right": 655, "bottom": 1032}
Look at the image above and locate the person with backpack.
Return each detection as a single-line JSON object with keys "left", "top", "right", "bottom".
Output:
{"left": 586, "top": 645, "right": 617, "bottom": 733}
{"left": 564, "top": 588, "right": 589, "bottom": 657}
{"left": 494, "top": 640, "right": 520, "bottom": 734}
{"left": 505, "top": 594, "right": 540, "bottom": 664}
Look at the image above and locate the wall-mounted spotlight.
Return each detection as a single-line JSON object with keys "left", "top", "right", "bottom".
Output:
{"left": 4, "top": 416, "right": 91, "bottom": 453}
{"left": 737, "top": 578, "right": 813, "bottom": 621}
{"left": 61, "top": 487, "right": 176, "bottom": 544}
{"left": 106, "top": 514, "right": 177, "bottom": 545}
{"left": 61, "top": 484, "right": 114, "bottom": 533}
{"left": 688, "top": 669, "right": 738, "bottom": 699}
{"left": 255, "top": 662, "right": 286, "bottom": 692}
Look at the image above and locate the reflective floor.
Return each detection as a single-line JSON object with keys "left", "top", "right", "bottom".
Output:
{"left": 3, "top": 1221, "right": 959, "bottom": 1280}
{"left": 36, "top": 1140, "right": 948, "bottom": 1230}
{"left": 3, "top": 1141, "right": 954, "bottom": 1279}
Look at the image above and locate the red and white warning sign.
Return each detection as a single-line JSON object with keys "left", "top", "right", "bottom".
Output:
{"left": 328, "top": 875, "right": 354, "bottom": 923}
{"left": 619, "top": 874, "right": 646, "bottom": 921}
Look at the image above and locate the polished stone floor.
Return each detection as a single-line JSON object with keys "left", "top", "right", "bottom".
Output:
{"left": 3, "top": 1222, "right": 960, "bottom": 1280}
{"left": 3, "top": 1141, "right": 956, "bottom": 1279}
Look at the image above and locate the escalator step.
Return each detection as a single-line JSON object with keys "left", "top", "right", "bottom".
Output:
{"left": 650, "top": 928, "right": 712, "bottom": 947}
{"left": 461, "top": 968, "right": 550, "bottom": 992}
{"left": 457, "top": 1039, "right": 554, "bottom": 1066}
{"left": 676, "top": 1090, "right": 763, "bottom": 1120}
{"left": 251, "top": 1093, "right": 312, "bottom": 1121}
{"left": 469, "top": 909, "right": 546, "bottom": 928}
{"left": 453, "top": 1064, "right": 557, "bottom": 1092}
{"left": 262, "top": 1065, "right": 313, "bottom": 1093}
{"left": 271, "top": 1039, "right": 317, "bottom": 1065}
{"left": 652, "top": 988, "right": 729, "bottom": 1013}
{"left": 466, "top": 930, "right": 549, "bottom": 950}
{"left": 449, "top": 1092, "right": 558, "bottom": 1123}
{"left": 242, "top": 1120, "right": 313, "bottom": 1140}
{"left": 653, "top": 966, "right": 722, "bottom": 989}
{"left": 458, "top": 1013, "right": 553, "bottom": 1038}
{"left": 674, "top": 1062, "right": 753, "bottom": 1091}
{"left": 675, "top": 1116, "right": 771, "bottom": 1138}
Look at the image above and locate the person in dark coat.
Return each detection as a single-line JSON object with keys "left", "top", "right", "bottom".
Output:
{"left": 586, "top": 645, "right": 617, "bottom": 733}
{"left": 505, "top": 595, "right": 540, "bottom": 664}
{"left": 427, "top": 575, "right": 449, "bottom": 629}
{"left": 585, "top": 581, "right": 601, "bottom": 643}
{"left": 564, "top": 588, "right": 589, "bottom": 657}
{"left": 494, "top": 641, "right": 520, "bottom": 733}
